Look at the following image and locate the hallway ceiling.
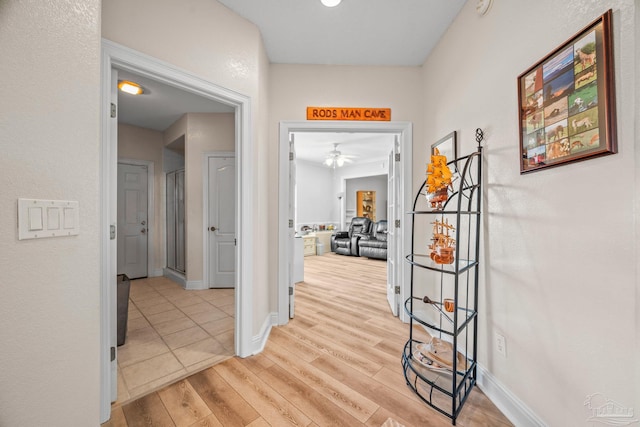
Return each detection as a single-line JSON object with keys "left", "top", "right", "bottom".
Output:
{"left": 217, "top": 0, "right": 466, "bottom": 66}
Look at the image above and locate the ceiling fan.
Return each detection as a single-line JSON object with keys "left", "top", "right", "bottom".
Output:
{"left": 324, "top": 143, "right": 355, "bottom": 168}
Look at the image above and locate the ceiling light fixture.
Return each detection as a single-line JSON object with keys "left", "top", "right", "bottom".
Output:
{"left": 118, "top": 80, "right": 144, "bottom": 95}
{"left": 324, "top": 143, "right": 353, "bottom": 168}
{"left": 321, "top": 0, "right": 342, "bottom": 7}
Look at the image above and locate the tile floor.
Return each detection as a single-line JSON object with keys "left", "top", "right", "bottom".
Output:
{"left": 115, "top": 276, "right": 235, "bottom": 405}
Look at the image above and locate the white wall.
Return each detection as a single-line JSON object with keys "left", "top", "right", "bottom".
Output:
{"left": 296, "top": 160, "right": 334, "bottom": 228}
{"left": 0, "top": 1, "right": 102, "bottom": 426}
{"left": 103, "top": 0, "right": 271, "bottom": 333}
{"left": 421, "top": 1, "right": 637, "bottom": 425}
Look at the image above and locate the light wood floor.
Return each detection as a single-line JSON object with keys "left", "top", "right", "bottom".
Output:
{"left": 103, "top": 253, "right": 512, "bottom": 427}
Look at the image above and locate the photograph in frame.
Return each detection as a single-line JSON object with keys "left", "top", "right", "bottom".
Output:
{"left": 517, "top": 9, "right": 616, "bottom": 174}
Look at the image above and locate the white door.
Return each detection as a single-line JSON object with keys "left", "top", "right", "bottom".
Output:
{"left": 117, "top": 163, "right": 149, "bottom": 279}
{"left": 289, "top": 134, "right": 296, "bottom": 318}
{"left": 386, "top": 136, "right": 401, "bottom": 316}
{"left": 208, "top": 156, "right": 236, "bottom": 288}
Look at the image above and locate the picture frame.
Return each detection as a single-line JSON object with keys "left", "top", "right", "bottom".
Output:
{"left": 517, "top": 9, "right": 617, "bottom": 174}
{"left": 431, "top": 131, "right": 457, "bottom": 171}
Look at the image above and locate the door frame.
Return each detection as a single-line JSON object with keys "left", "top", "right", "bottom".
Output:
{"left": 277, "top": 121, "right": 412, "bottom": 325}
{"left": 118, "top": 159, "right": 156, "bottom": 278}
{"left": 100, "top": 39, "right": 254, "bottom": 422}
{"left": 203, "top": 151, "right": 236, "bottom": 289}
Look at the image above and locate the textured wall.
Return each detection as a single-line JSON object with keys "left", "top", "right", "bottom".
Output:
{"left": 421, "top": 1, "right": 637, "bottom": 424}
{"left": 0, "top": 1, "right": 102, "bottom": 425}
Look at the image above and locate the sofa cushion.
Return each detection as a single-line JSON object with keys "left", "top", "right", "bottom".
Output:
{"left": 359, "top": 239, "right": 386, "bottom": 249}
{"left": 349, "top": 217, "right": 371, "bottom": 237}
{"left": 373, "top": 220, "right": 388, "bottom": 242}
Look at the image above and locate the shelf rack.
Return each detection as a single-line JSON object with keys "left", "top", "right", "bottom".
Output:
{"left": 402, "top": 134, "right": 483, "bottom": 425}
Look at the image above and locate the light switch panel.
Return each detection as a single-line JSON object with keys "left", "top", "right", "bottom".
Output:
{"left": 18, "top": 199, "right": 80, "bottom": 240}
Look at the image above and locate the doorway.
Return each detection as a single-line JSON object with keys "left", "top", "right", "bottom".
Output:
{"left": 277, "top": 121, "right": 413, "bottom": 325}
{"left": 205, "top": 153, "right": 236, "bottom": 288}
{"left": 101, "top": 40, "right": 254, "bottom": 423}
{"left": 117, "top": 161, "right": 153, "bottom": 279}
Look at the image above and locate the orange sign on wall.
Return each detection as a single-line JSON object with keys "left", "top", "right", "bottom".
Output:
{"left": 306, "top": 107, "right": 391, "bottom": 121}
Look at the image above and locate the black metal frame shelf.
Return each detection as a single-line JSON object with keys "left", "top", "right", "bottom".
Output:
{"left": 402, "top": 132, "right": 483, "bottom": 425}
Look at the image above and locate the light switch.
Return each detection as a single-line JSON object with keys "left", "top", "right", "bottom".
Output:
{"left": 63, "top": 207, "right": 75, "bottom": 229}
{"left": 28, "top": 207, "right": 44, "bottom": 231}
{"left": 47, "top": 207, "right": 60, "bottom": 230}
{"left": 18, "top": 199, "right": 80, "bottom": 240}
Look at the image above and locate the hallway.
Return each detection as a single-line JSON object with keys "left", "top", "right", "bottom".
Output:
{"left": 104, "top": 254, "right": 511, "bottom": 426}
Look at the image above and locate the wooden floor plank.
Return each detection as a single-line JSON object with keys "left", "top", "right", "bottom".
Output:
{"left": 157, "top": 379, "right": 212, "bottom": 427}
{"left": 277, "top": 322, "right": 383, "bottom": 376}
{"left": 312, "top": 354, "right": 449, "bottom": 427}
{"left": 261, "top": 363, "right": 366, "bottom": 427}
{"left": 187, "top": 368, "right": 259, "bottom": 427}
{"left": 121, "top": 392, "right": 176, "bottom": 427}
{"left": 213, "top": 358, "right": 312, "bottom": 427}
{"left": 263, "top": 339, "right": 379, "bottom": 423}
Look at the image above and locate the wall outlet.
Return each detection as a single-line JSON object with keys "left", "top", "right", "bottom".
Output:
{"left": 495, "top": 333, "right": 507, "bottom": 357}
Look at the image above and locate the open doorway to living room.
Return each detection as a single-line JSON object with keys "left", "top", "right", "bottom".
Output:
{"left": 293, "top": 132, "right": 392, "bottom": 310}
{"left": 277, "top": 121, "right": 413, "bottom": 325}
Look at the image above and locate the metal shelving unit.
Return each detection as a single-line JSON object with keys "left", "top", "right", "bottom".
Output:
{"left": 402, "top": 133, "right": 483, "bottom": 425}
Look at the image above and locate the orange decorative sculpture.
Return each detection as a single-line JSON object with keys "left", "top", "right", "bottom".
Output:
{"left": 425, "top": 148, "right": 453, "bottom": 209}
{"left": 429, "top": 219, "right": 455, "bottom": 264}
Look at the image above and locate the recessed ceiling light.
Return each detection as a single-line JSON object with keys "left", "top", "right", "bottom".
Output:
{"left": 118, "top": 80, "right": 144, "bottom": 95}
{"left": 321, "top": 0, "right": 341, "bottom": 7}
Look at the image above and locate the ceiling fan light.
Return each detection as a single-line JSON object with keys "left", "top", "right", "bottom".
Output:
{"left": 324, "top": 158, "right": 334, "bottom": 166}
{"left": 336, "top": 157, "right": 345, "bottom": 167}
{"left": 321, "top": 0, "right": 341, "bottom": 7}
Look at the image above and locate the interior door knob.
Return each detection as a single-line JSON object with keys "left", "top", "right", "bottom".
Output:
{"left": 141, "top": 220, "right": 146, "bottom": 225}
{"left": 210, "top": 226, "right": 217, "bottom": 232}
{"left": 141, "top": 228, "right": 146, "bottom": 234}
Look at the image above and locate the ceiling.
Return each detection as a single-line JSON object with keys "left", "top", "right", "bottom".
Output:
{"left": 117, "top": 70, "right": 234, "bottom": 132}
{"left": 117, "top": 0, "right": 467, "bottom": 164}
{"left": 293, "top": 132, "right": 395, "bottom": 165}
{"left": 217, "top": 0, "right": 466, "bottom": 66}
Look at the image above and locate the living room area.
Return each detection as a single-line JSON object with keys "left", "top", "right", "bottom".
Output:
{"left": 293, "top": 131, "right": 394, "bottom": 266}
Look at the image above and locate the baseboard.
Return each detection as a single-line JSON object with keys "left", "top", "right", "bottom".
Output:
{"left": 477, "top": 364, "right": 547, "bottom": 427}
{"left": 163, "top": 268, "right": 186, "bottom": 287}
{"left": 150, "top": 269, "right": 164, "bottom": 277}
{"left": 185, "top": 280, "right": 205, "bottom": 290}
{"left": 252, "top": 312, "right": 278, "bottom": 355}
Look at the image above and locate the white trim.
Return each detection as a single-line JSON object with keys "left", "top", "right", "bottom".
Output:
{"left": 163, "top": 268, "right": 186, "bottom": 287}
{"left": 477, "top": 364, "right": 547, "bottom": 427}
{"left": 186, "top": 280, "right": 205, "bottom": 290}
{"left": 118, "top": 159, "right": 155, "bottom": 278}
{"left": 151, "top": 269, "right": 164, "bottom": 277}
{"left": 202, "top": 151, "right": 236, "bottom": 289}
{"left": 278, "top": 121, "right": 412, "bottom": 325}
{"left": 100, "top": 39, "right": 254, "bottom": 423}
{"left": 252, "top": 312, "right": 278, "bottom": 355}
